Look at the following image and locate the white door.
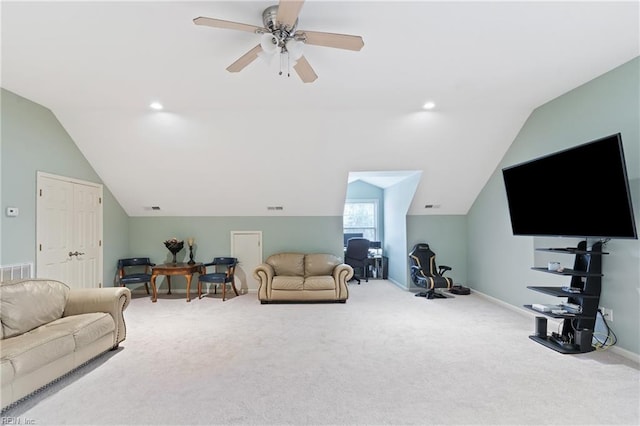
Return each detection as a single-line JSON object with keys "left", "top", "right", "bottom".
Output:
{"left": 231, "top": 231, "right": 262, "bottom": 293}
{"left": 37, "top": 172, "right": 103, "bottom": 288}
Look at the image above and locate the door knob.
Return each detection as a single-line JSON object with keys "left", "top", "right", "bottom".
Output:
{"left": 68, "top": 251, "right": 86, "bottom": 257}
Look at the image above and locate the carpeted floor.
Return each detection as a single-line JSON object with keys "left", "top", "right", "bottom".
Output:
{"left": 3, "top": 280, "right": 639, "bottom": 425}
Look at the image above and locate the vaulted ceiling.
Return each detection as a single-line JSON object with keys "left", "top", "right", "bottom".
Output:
{"left": 2, "top": 1, "right": 638, "bottom": 216}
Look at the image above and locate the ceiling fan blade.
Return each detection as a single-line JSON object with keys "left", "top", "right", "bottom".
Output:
{"left": 277, "top": 0, "right": 305, "bottom": 30}
{"left": 193, "top": 17, "right": 263, "bottom": 34}
{"left": 293, "top": 55, "right": 318, "bottom": 83}
{"left": 296, "top": 30, "right": 364, "bottom": 51}
{"left": 226, "top": 45, "right": 263, "bottom": 73}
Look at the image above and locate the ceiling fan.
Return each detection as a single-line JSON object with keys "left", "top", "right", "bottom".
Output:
{"left": 193, "top": 0, "right": 364, "bottom": 83}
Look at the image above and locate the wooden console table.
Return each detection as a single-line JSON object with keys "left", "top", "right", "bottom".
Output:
{"left": 150, "top": 262, "right": 203, "bottom": 303}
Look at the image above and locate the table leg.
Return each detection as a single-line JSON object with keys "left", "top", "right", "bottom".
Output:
{"left": 150, "top": 274, "right": 159, "bottom": 303}
{"left": 185, "top": 273, "right": 193, "bottom": 302}
{"left": 167, "top": 276, "right": 172, "bottom": 295}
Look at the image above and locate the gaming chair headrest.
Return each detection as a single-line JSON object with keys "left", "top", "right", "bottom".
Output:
{"left": 409, "top": 243, "right": 431, "bottom": 256}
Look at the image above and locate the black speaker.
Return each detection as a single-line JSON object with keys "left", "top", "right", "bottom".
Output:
{"left": 535, "top": 316, "right": 547, "bottom": 337}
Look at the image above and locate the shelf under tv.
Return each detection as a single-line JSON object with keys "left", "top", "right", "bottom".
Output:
{"left": 526, "top": 286, "right": 599, "bottom": 298}
{"left": 536, "top": 247, "right": 609, "bottom": 255}
{"left": 530, "top": 267, "right": 603, "bottom": 277}
{"left": 529, "top": 335, "right": 587, "bottom": 354}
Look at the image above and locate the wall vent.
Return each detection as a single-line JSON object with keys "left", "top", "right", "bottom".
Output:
{"left": 267, "top": 206, "right": 284, "bottom": 211}
{"left": 0, "top": 263, "right": 34, "bottom": 282}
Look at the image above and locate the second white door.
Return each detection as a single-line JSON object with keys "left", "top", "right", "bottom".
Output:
{"left": 231, "top": 231, "right": 262, "bottom": 293}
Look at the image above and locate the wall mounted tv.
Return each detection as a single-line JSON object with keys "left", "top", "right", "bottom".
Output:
{"left": 502, "top": 133, "right": 637, "bottom": 239}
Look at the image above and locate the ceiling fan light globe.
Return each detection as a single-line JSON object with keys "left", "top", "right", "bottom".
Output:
{"left": 257, "top": 50, "right": 276, "bottom": 65}
{"left": 260, "top": 33, "right": 281, "bottom": 54}
{"left": 285, "top": 39, "right": 304, "bottom": 61}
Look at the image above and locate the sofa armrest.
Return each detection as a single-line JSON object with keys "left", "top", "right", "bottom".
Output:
{"left": 254, "top": 263, "right": 275, "bottom": 300}
{"left": 333, "top": 264, "right": 353, "bottom": 299}
{"left": 63, "top": 287, "right": 131, "bottom": 348}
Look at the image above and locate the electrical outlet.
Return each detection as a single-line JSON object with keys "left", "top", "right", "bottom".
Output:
{"left": 599, "top": 307, "right": 614, "bottom": 322}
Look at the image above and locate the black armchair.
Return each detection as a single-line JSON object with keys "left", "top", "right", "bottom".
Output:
{"left": 197, "top": 257, "right": 239, "bottom": 301}
{"left": 408, "top": 243, "right": 453, "bottom": 299}
{"left": 117, "top": 257, "right": 155, "bottom": 294}
{"left": 344, "top": 238, "right": 370, "bottom": 284}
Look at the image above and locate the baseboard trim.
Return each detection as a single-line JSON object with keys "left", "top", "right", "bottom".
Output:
{"left": 472, "top": 288, "right": 640, "bottom": 364}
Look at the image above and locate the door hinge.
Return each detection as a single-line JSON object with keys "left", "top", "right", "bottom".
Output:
{"left": 99, "top": 240, "right": 102, "bottom": 247}
{"left": 39, "top": 244, "right": 42, "bottom": 251}
{"left": 39, "top": 189, "right": 42, "bottom": 196}
{"left": 99, "top": 197, "right": 102, "bottom": 204}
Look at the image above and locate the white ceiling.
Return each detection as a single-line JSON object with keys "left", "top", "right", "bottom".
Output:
{"left": 2, "top": 1, "right": 638, "bottom": 217}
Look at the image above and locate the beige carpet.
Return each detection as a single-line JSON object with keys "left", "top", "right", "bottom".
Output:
{"left": 3, "top": 280, "right": 639, "bottom": 425}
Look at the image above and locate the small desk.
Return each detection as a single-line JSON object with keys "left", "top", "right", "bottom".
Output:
{"left": 150, "top": 263, "right": 203, "bottom": 303}
{"left": 366, "top": 256, "right": 388, "bottom": 279}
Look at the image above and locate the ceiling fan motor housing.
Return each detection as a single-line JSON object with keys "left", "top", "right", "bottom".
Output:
{"left": 262, "top": 5, "right": 297, "bottom": 38}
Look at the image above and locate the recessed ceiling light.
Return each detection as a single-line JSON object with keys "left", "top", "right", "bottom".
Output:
{"left": 422, "top": 101, "right": 436, "bottom": 110}
{"left": 149, "top": 102, "right": 163, "bottom": 111}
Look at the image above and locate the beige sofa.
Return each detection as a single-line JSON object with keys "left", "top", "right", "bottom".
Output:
{"left": 254, "top": 253, "right": 353, "bottom": 303}
{"left": 1, "top": 278, "right": 131, "bottom": 410}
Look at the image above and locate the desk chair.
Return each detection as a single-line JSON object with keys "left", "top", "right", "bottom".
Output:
{"left": 198, "top": 257, "right": 239, "bottom": 301}
{"left": 408, "top": 243, "right": 453, "bottom": 299}
{"left": 117, "top": 257, "right": 155, "bottom": 294}
{"left": 345, "top": 238, "right": 370, "bottom": 284}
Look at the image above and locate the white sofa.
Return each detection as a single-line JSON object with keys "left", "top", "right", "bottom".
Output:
{"left": 1, "top": 278, "right": 131, "bottom": 410}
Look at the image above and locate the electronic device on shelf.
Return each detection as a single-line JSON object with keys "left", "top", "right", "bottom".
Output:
{"left": 562, "top": 286, "right": 582, "bottom": 294}
{"left": 531, "top": 303, "right": 559, "bottom": 313}
{"left": 560, "top": 302, "right": 582, "bottom": 313}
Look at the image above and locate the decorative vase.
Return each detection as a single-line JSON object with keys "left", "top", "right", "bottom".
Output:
{"left": 188, "top": 245, "right": 195, "bottom": 265}
{"left": 164, "top": 240, "right": 184, "bottom": 264}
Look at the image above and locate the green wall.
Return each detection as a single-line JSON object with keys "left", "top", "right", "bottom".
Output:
{"left": 127, "top": 216, "right": 343, "bottom": 290}
{"left": 406, "top": 215, "right": 468, "bottom": 289}
{"left": 0, "top": 88, "right": 130, "bottom": 286}
{"left": 467, "top": 57, "right": 640, "bottom": 354}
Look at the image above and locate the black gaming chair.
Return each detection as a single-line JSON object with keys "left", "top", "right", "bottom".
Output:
{"left": 408, "top": 243, "right": 453, "bottom": 299}
{"left": 344, "top": 237, "right": 370, "bottom": 284}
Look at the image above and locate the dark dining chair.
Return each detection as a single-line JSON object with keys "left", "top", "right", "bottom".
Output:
{"left": 117, "top": 257, "right": 155, "bottom": 294}
{"left": 197, "top": 257, "right": 239, "bottom": 301}
{"left": 344, "top": 237, "right": 370, "bottom": 284}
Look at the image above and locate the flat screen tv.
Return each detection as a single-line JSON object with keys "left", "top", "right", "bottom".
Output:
{"left": 502, "top": 133, "right": 637, "bottom": 239}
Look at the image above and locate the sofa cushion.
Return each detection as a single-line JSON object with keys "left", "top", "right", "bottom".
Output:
{"left": 304, "top": 276, "right": 338, "bottom": 290}
{"left": 0, "top": 328, "right": 75, "bottom": 376}
{"left": 304, "top": 254, "right": 341, "bottom": 277}
{"left": 43, "top": 313, "right": 114, "bottom": 349}
{"left": 271, "top": 276, "right": 305, "bottom": 291}
{"left": 267, "top": 253, "right": 305, "bottom": 277}
{"left": 0, "top": 359, "right": 14, "bottom": 387}
{"left": 1, "top": 279, "right": 70, "bottom": 338}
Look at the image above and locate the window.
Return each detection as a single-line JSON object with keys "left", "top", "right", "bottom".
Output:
{"left": 343, "top": 200, "right": 378, "bottom": 242}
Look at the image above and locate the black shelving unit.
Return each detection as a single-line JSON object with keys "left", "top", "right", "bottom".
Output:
{"left": 525, "top": 240, "right": 607, "bottom": 354}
